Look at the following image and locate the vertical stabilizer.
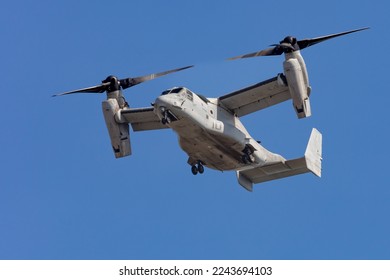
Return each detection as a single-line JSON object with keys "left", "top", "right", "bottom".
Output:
{"left": 304, "top": 128, "right": 322, "bottom": 177}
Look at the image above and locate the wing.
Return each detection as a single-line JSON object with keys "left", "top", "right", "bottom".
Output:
{"left": 119, "top": 107, "right": 167, "bottom": 131}
{"left": 218, "top": 74, "right": 290, "bottom": 117}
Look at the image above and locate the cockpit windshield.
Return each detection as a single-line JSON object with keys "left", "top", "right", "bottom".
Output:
{"left": 161, "top": 87, "right": 183, "bottom": 95}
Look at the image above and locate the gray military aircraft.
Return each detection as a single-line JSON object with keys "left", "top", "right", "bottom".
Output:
{"left": 54, "top": 28, "right": 368, "bottom": 191}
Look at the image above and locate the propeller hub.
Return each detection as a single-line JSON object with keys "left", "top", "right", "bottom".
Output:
{"left": 103, "top": 75, "right": 120, "bottom": 92}
{"left": 279, "top": 36, "right": 298, "bottom": 53}
{"left": 281, "top": 36, "right": 297, "bottom": 45}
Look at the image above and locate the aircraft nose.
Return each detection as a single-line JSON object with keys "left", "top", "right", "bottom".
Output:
{"left": 155, "top": 95, "right": 170, "bottom": 110}
{"left": 155, "top": 94, "right": 183, "bottom": 110}
{"left": 154, "top": 95, "right": 175, "bottom": 118}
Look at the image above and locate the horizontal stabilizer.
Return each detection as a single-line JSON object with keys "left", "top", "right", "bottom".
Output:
{"left": 236, "top": 128, "right": 322, "bottom": 191}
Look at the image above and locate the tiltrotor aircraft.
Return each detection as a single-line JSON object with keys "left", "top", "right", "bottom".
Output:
{"left": 54, "top": 28, "right": 368, "bottom": 191}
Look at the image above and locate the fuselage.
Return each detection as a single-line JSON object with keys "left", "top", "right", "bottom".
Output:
{"left": 154, "top": 87, "right": 285, "bottom": 171}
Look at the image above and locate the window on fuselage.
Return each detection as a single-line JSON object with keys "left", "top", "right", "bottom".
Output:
{"left": 170, "top": 87, "right": 183, "bottom": 94}
{"left": 197, "top": 94, "right": 209, "bottom": 104}
{"left": 185, "top": 89, "right": 193, "bottom": 101}
{"left": 161, "top": 87, "right": 183, "bottom": 95}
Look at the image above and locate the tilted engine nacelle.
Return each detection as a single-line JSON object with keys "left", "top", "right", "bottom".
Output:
{"left": 283, "top": 51, "right": 312, "bottom": 119}
{"left": 102, "top": 97, "right": 131, "bottom": 158}
{"left": 228, "top": 28, "right": 368, "bottom": 118}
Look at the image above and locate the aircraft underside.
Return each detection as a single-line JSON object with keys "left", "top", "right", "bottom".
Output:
{"left": 171, "top": 119, "right": 245, "bottom": 172}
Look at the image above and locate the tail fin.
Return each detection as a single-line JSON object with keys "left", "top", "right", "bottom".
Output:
{"left": 304, "top": 128, "right": 322, "bottom": 177}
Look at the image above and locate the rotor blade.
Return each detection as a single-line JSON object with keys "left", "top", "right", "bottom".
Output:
{"left": 120, "top": 65, "right": 194, "bottom": 89}
{"left": 52, "top": 83, "right": 109, "bottom": 97}
{"left": 228, "top": 27, "right": 369, "bottom": 61}
{"left": 297, "top": 27, "right": 369, "bottom": 50}
{"left": 228, "top": 46, "right": 284, "bottom": 60}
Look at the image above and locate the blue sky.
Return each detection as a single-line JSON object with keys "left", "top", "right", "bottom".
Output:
{"left": 1, "top": 0, "right": 389, "bottom": 260}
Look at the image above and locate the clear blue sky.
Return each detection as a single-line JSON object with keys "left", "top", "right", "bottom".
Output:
{"left": 1, "top": 0, "right": 389, "bottom": 260}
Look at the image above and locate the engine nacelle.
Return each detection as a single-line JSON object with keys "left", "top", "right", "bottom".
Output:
{"left": 102, "top": 99, "right": 131, "bottom": 158}
{"left": 283, "top": 51, "right": 312, "bottom": 119}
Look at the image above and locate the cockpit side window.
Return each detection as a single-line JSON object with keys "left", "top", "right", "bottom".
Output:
{"left": 198, "top": 94, "right": 209, "bottom": 104}
{"left": 185, "top": 89, "right": 193, "bottom": 101}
